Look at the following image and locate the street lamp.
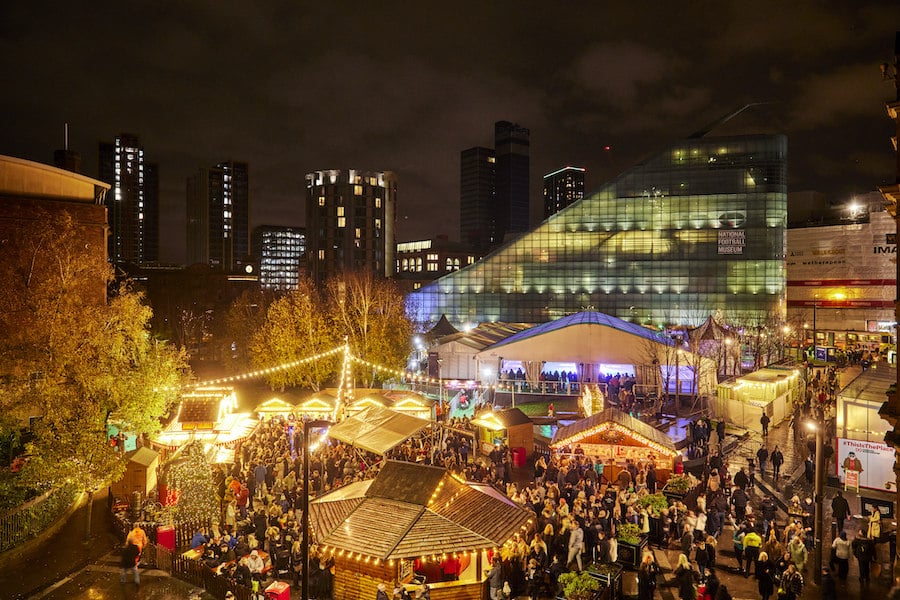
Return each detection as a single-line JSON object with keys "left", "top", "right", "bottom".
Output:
{"left": 806, "top": 419, "right": 824, "bottom": 585}
{"left": 302, "top": 419, "right": 333, "bottom": 600}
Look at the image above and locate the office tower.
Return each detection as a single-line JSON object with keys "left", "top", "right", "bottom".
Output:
{"left": 98, "top": 133, "right": 159, "bottom": 264}
{"left": 305, "top": 169, "right": 396, "bottom": 287}
{"left": 494, "top": 121, "right": 530, "bottom": 238}
{"left": 459, "top": 147, "right": 496, "bottom": 251}
{"left": 186, "top": 161, "right": 250, "bottom": 272}
{"left": 253, "top": 225, "right": 306, "bottom": 291}
{"left": 543, "top": 166, "right": 585, "bottom": 219}
{"left": 410, "top": 134, "right": 787, "bottom": 327}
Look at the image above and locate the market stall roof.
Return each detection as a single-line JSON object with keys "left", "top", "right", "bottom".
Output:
{"left": 472, "top": 407, "right": 532, "bottom": 431}
{"left": 253, "top": 397, "right": 296, "bottom": 415}
{"left": 434, "top": 321, "right": 534, "bottom": 352}
{"left": 326, "top": 406, "right": 431, "bottom": 455}
{"left": 310, "top": 461, "right": 532, "bottom": 560}
{"left": 551, "top": 408, "right": 677, "bottom": 456}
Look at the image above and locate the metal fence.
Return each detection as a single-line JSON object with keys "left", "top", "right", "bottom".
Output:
{"left": 0, "top": 485, "right": 78, "bottom": 553}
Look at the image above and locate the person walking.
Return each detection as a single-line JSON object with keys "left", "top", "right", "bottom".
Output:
{"left": 755, "top": 551, "right": 775, "bottom": 600}
{"left": 567, "top": 520, "right": 585, "bottom": 572}
{"left": 732, "top": 525, "right": 745, "bottom": 574}
{"left": 821, "top": 566, "right": 837, "bottom": 600}
{"left": 779, "top": 563, "right": 804, "bottom": 600}
{"left": 771, "top": 446, "right": 784, "bottom": 481}
{"left": 674, "top": 553, "right": 698, "bottom": 600}
{"left": 637, "top": 552, "right": 660, "bottom": 600}
{"left": 831, "top": 530, "right": 851, "bottom": 579}
{"left": 120, "top": 541, "right": 141, "bottom": 585}
{"left": 756, "top": 446, "right": 768, "bottom": 480}
{"left": 852, "top": 528, "right": 875, "bottom": 584}
{"left": 760, "top": 413, "right": 770, "bottom": 437}
{"left": 742, "top": 528, "right": 762, "bottom": 577}
{"left": 787, "top": 535, "right": 807, "bottom": 573}
{"left": 485, "top": 557, "right": 504, "bottom": 600}
{"left": 831, "top": 491, "right": 850, "bottom": 532}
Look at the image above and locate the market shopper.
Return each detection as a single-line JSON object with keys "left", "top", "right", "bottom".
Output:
{"left": 120, "top": 542, "right": 141, "bottom": 585}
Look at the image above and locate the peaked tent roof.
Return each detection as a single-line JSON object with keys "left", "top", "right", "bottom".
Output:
{"left": 310, "top": 461, "right": 532, "bottom": 560}
{"left": 490, "top": 311, "right": 672, "bottom": 350}
{"left": 326, "top": 406, "right": 431, "bottom": 455}
{"left": 426, "top": 314, "right": 460, "bottom": 339}
{"left": 551, "top": 408, "right": 677, "bottom": 456}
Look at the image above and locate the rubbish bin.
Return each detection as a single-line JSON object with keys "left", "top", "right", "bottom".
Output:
{"left": 512, "top": 447, "right": 527, "bottom": 468}
{"left": 265, "top": 581, "right": 291, "bottom": 600}
{"left": 156, "top": 525, "right": 175, "bottom": 551}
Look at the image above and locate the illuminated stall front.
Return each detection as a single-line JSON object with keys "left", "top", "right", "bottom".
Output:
{"left": 151, "top": 386, "right": 256, "bottom": 454}
{"left": 253, "top": 397, "right": 296, "bottom": 419}
{"left": 471, "top": 407, "right": 534, "bottom": 467}
{"left": 296, "top": 392, "right": 337, "bottom": 420}
{"left": 551, "top": 408, "right": 678, "bottom": 483}
{"left": 309, "top": 461, "right": 533, "bottom": 600}
{"left": 715, "top": 367, "right": 802, "bottom": 432}
{"left": 384, "top": 390, "right": 436, "bottom": 420}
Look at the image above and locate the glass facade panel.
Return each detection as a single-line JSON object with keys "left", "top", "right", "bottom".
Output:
{"left": 408, "top": 134, "right": 787, "bottom": 328}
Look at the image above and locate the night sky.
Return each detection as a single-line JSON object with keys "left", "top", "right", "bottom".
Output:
{"left": 2, "top": 2, "right": 899, "bottom": 263}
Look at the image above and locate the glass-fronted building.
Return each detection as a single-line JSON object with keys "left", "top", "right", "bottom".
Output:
{"left": 408, "top": 134, "right": 787, "bottom": 329}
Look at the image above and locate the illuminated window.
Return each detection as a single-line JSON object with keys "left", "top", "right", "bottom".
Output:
{"left": 337, "top": 206, "right": 344, "bottom": 216}
{"left": 318, "top": 250, "right": 325, "bottom": 260}
{"left": 318, "top": 196, "right": 325, "bottom": 206}
{"left": 354, "top": 185, "right": 363, "bottom": 195}
{"left": 375, "top": 198, "right": 382, "bottom": 208}
{"left": 375, "top": 219, "right": 381, "bottom": 229}
{"left": 427, "top": 263, "right": 438, "bottom": 272}
{"left": 355, "top": 228, "right": 361, "bottom": 238}
{"left": 427, "top": 253, "right": 438, "bottom": 261}
{"left": 337, "top": 217, "right": 346, "bottom": 228}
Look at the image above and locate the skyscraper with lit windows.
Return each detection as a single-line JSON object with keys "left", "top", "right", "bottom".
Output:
{"left": 305, "top": 169, "right": 396, "bottom": 286}
{"left": 98, "top": 133, "right": 158, "bottom": 264}
{"left": 410, "top": 134, "right": 787, "bottom": 328}
{"left": 253, "top": 225, "right": 306, "bottom": 291}
{"left": 185, "top": 161, "right": 250, "bottom": 272}
{"left": 543, "top": 166, "right": 585, "bottom": 219}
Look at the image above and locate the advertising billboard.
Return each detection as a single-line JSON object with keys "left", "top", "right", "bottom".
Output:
{"left": 836, "top": 438, "right": 896, "bottom": 492}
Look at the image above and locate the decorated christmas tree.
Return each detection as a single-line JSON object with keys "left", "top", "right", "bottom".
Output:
{"left": 168, "top": 440, "right": 219, "bottom": 528}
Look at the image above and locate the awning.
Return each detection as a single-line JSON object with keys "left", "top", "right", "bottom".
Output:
{"left": 327, "top": 406, "right": 431, "bottom": 455}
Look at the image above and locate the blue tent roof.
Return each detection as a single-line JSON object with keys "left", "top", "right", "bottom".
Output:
{"left": 487, "top": 310, "right": 673, "bottom": 350}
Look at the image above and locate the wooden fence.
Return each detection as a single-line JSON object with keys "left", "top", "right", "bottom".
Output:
{"left": 150, "top": 544, "right": 258, "bottom": 600}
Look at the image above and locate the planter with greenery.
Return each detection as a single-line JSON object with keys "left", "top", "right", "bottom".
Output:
{"left": 637, "top": 492, "right": 668, "bottom": 516}
{"left": 615, "top": 522, "right": 647, "bottom": 570}
{"left": 586, "top": 562, "right": 623, "bottom": 600}
{"left": 661, "top": 473, "right": 696, "bottom": 504}
{"left": 558, "top": 570, "right": 601, "bottom": 600}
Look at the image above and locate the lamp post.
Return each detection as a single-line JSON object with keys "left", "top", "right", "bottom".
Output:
{"left": 302, "top": 419, "right": 333, "bottom": 600}
{"left": 806, "top": 419, "right": 825, "bottom": 585}
{"left": 812, "top": 294, "right": 818, "bottom": 356}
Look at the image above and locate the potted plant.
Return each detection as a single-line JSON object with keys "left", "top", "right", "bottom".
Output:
{"left": 586, "top": 562, "right": 623, "bottom": 600}
{"left": 615, "top": 523, "right": 647, "bottom": 570}
{"left": 559, "top": 570, "right": 600, "bottom": 600}
{"left": 637, "top": 492, "right": 668, "bottom": 516}
{"left": 661, "top": 473, "right": 695, "bottom": 504}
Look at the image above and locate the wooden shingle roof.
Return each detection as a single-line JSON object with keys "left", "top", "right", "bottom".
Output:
{"left": 311, "top": 461, "right": 533, "bottom": 560}
{"left": 179, "top": 398, "right": 218, "bottom": 423}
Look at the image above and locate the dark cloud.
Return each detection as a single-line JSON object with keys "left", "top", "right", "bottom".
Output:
{"left": 1, "top": 1, "right": 899, "bottom": 262}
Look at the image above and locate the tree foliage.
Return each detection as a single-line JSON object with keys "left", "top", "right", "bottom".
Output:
{"left": 0, "top": 210, "right": 188, "bottom": 496}
{"left": 250, "top": 279, "right": 340, "bottom": 391}
{"left": 325, "top": 272, "right": 413, "bottom": 387}
{"left": 220, "top": 287, "right": 275, "bottom": 372}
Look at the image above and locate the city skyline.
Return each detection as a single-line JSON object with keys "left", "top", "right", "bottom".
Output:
{"left": 1, "top": 2, "right": 899, "bottom": 263}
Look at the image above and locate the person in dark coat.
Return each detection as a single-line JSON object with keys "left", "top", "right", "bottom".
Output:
{"left": 755, "top": 551, "right": 775, "bottom": 600}
{"left": 673, "top": 554, "right": 697, "bottom": 600}
{"left": 831, "top": 491, "right": 851, "bottom": 528}
{"left": 637, "top": 553, "right": 660, "bottom": 600}
{"left": 120, "top": 542, "right": 141, "bottom": 585}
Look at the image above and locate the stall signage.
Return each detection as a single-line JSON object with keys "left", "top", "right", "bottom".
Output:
{"left": 836, "top": 438, "right": 896, "bottom": 492}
